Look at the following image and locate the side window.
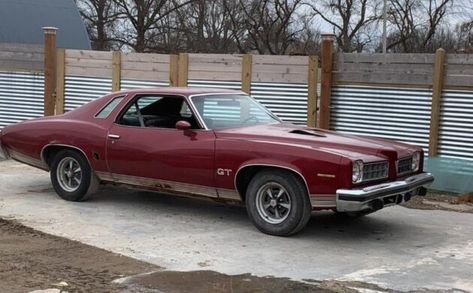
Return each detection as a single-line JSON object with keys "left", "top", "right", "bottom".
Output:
{"left": 95, "top": 96, "right": 123, "bottom": 118}
{"left": 118, "top": 95, "right": 199, "bottom": 129}
{"left": 180, "top": 102, "right": 193, "bottom": 118}
{"left": 138, "top": 96, "right": 162, "bottom": 109}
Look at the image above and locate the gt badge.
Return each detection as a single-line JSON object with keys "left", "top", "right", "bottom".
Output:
{"left": 217, "top": 168, "right": 232, "bottom": 176}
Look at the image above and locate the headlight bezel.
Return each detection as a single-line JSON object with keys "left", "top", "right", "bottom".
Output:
{"left": 352, "top": 160, "right": 364, "bottom": 183}
{"left": 411, "top": 151, "right": 421, "bottom": 172}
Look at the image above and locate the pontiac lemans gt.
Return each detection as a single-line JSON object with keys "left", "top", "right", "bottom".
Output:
{"left": 0, "top": 88, "right": 434, "bottom": 236}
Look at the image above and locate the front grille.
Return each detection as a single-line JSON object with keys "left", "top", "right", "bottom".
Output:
{"left": 397, "top": 156, "right": 413, "bottom": 175}
{"left": 363, "top": 161, "right": 388, "bottom": 181}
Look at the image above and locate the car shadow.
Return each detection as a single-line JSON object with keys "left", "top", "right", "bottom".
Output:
{"left": 87, "top": 185, "right": 425, "bottom": 244}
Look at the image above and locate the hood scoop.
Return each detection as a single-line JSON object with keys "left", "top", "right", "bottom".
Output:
{"left": 289, "top": 129, "right": 326, "bottom": 137}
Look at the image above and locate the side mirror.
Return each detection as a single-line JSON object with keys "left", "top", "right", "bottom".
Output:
{"left": 175, "top": 120, "right": 191, "bottom": 131}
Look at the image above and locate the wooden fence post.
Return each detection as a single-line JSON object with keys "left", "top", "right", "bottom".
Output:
{"left": 43, "top": 27, "right": 57, "bottom": 116}
{"left": 241, "top": 54, "right": 252, "bottom": 94}
{"left": 429, "top": 48, "right": 446, "bottom": 157}
{"left": 307, "top": 56, "right": 318, "bottom": 128}
{"left": 112, "top": 51, "right": 121, "bottom": 92}
{"left": 55, "top": 48, "right": 65, "bottom": 115}
{"left": 319, "top": 34, "right": 335, "bottom": 130}
{"left": 178, "top": 53, "right": 189, "bottom": 87}
{"left": 169, "top": 55, "right": 179, "bottom": 86}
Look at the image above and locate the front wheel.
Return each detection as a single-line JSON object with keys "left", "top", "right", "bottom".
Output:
{"left": 245, "top": 170, "right": 312, "bottom": 236}
{"left": 50, "top": 149, "right": 98, "bottom": 201}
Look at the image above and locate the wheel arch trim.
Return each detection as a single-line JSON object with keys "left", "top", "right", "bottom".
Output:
{"left": 40, "top": 144, "right": 92, "bottom": 170}
{"left": 234, "top": 163, "right": 311, "bottom": 199}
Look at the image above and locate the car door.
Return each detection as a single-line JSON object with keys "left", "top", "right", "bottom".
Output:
{"left": 106, "top": 94, "right": 217, "bottom": 197}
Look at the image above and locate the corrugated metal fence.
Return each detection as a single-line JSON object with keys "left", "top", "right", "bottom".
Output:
{"left": 2, "top": 47, "right": 473, "bottom": 165}
{"left": 330, "top": 85, "right": 473, "bottom": 161}
{"left": 438, "top": 89, "right": 473, "bottom": 160}
{"left": 188, "top": 80, "right": 309, "bottom": 124}
{"left": 330, "top": 85, "right": 433, "bottom": 153}
{"left": 0, "top": 71, "right": 44, "bottom": 128}
{"left": 64, "top": 76, "right": 112, "bottom": 112}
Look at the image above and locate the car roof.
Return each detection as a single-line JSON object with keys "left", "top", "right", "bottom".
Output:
{"left": 114, "top": 87, "right": 245, "bottom": 97}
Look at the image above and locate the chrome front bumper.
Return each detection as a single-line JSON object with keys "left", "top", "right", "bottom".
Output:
{"left": 336, "top": 173, "right": 434, "bottom": 212}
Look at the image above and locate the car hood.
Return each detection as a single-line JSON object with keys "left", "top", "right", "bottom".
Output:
{"left": 214, "top": 123, "right": 420, "bottom": 161}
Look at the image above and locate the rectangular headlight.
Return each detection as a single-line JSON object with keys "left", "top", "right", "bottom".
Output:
{"left": 412, "top": 152, "right": 421, "bottom": 172}
{"left": 352, "top": 160, "right": 364, "bottom": 183}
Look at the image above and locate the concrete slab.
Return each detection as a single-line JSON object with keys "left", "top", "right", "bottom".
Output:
{"left": 0, "top": 160, "right": 472, "bottom": 292}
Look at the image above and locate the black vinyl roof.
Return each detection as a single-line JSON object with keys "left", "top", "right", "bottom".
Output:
{"left": 0, "top": 0, "right": 91, "bottom": 49}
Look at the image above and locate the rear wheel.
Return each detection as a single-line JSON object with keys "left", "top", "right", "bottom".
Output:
{"left": 50, "top": 149, "right": 98, "bottom": 201}
{"left": 245, "top": 170, "right": 312, "bottom": 236}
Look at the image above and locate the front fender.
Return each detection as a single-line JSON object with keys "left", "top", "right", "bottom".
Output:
{"left": 215, "top": 138, "right": 347, "bottom": 195}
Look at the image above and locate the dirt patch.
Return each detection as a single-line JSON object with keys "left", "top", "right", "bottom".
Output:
{"left": 402, "top": 191, "right": 473, "bottom": 213}
{"left": 0, "top": 218, "right": 360, "bottom": 293}
{"left": 121, "top": 270, "right": 336, "bottom": 293}
{"left": 0, "top": 218, "right": 157, "bottom": 292}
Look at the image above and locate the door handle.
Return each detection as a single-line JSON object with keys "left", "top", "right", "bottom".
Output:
{"left": 108, "top": 134, "right": 120, "bottom": 139}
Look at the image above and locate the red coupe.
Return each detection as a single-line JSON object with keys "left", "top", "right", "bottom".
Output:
{"left": 0, "top": 88, "right": 433, "bottom": 235}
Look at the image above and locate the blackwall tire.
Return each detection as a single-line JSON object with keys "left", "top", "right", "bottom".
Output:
{"left": 50, "top": 149, "right": 98, "bottom": 201}
{"left": 245, "top": 169, "right": 312, "bottom": 236}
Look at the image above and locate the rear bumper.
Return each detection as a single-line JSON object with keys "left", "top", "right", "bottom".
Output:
{"left": 0, "top": 142, "right": 9, "bottom": 161}
{"left": 336, "top": 172, "right": 434, "bottom": 212}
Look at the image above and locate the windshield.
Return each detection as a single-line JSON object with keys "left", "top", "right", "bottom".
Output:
{"left": 191, "top": 94, "right": 281, "bottom": 129}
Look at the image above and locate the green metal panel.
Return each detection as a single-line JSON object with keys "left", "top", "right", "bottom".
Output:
{"left": 424, "top": 157, "right": 473, "bottom": 193}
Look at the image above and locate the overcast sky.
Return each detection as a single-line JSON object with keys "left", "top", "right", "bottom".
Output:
{"left": 311, "top": 0, "right": 473, "bottom": 34}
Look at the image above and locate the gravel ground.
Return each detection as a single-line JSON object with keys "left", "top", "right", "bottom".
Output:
{"left": 402, "top": 191, "right": 473, "bottom": 213}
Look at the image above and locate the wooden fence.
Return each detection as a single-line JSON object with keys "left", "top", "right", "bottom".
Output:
{"left": 53, "top": 49, "right": 320, "bottom": 126}
{"left": 1, "top": 33, "right": 473, "bottom": 160}
{"left": 331, "top": 50, "right": 473, "bottom": 90}
{"left": 320, "top": 36, "right": 473, "bottom": 158}
{"left": 0, "top": 43, "right": 44, "bottom": 72}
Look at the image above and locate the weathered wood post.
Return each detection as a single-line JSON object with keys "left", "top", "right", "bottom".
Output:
{"left": 112, "top": 51, "right": 121, "bottom": 92}
{"left": 43, "top": 27, "right": 58, "bottom": 116}
{"left": 241, "top": 54, "right": 253, "bottom": 94}
{"left": 169, "top": 55, "right": 179, "bottom": 86}
{"left": 55, "top": 48, "right": 65, "bottom": 115}
{"left": 319, "top": 33, "right": 335, "bottom": 130}
{"left": 177, "top": 53, "right": 189, "bottom": 86}
{"left": 241, "top": 54, "right": 253, "bottom": 120}
{"left": 429, "top": 48, "right": 446, "bottom": 157}
{"left": 307, "top": 56, "right": 319, "bottom": 128}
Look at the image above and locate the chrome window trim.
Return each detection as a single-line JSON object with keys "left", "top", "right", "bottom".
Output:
{"left": 94, "top": 95, "right": 125, "bottom": 118}
{"left": 114, "top": 93, "right": 208, "bottom": 130}
{"left": 188, "top": 92, "right": 245, "bottom": 130}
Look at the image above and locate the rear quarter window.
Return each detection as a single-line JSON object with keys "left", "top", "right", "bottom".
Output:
{"left": 95, "top": 96, "right": 124, "bottom": 118}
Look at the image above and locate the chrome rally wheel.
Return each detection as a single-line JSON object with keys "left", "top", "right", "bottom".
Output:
{"left": 245, "top": 169, "right": 312, "bottom": 236}
{"left": 255, "top": 182, "right": 292, "bottom": 224}
{"left": 50, "top": 149, "right": 98, "bottom": 201}
{"left": 56, "top": 157, "right": 82, "bottom": 192}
